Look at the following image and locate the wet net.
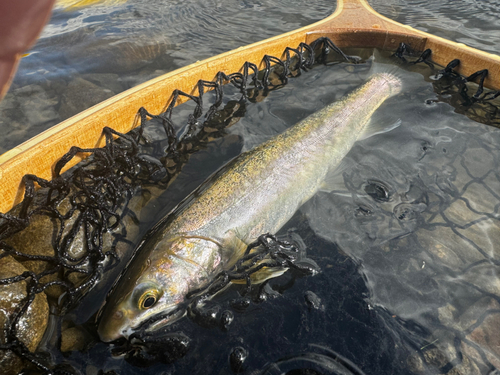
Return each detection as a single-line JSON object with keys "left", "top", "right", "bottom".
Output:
{"left": 0, "top": 37, "right": 499, "bottom": 375}
{"left": 0, "top": 37, "right": 355, "bottom": 374}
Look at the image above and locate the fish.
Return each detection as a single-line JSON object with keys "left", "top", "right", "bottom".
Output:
{"left": 97, "top": 72, "right": 402, "bottom": 342}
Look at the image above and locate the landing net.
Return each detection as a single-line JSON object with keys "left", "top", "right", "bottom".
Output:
{"left": 0, "top": 37, "right": 499, "bottom": 374}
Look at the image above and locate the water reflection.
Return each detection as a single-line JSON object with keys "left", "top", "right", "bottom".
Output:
{"left": 370, "top": 0, "right": 500, "bottom": 55}
{"left": 2, "top": 0, "right": 500, "bottom": 154}
{"left": 0, "top": 0, "right": 337, "bottom": 154}
{"left": 55, "top": 0, "right": 128, "bottom": 10}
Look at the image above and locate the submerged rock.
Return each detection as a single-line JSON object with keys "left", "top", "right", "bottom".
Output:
{"left": 59, "top": 77, "right": 115, "bottom": 120}
{"left": 80, "top": 73, "right": 124, "bottom": 95}
{"left": 0, "top": 256, "right": 49, "bottom": 375}
{"left": 452, "top": 297, "right": 500, "bottom": 370}
{"left": 14, "top": 84, "right": 60, "bottom": 126}
{"left": 5, "top": 212, "right": 58, "bottom": 275}
{"left": 416, "top": 226, "right": 487, "bottom": 270}
{"left": 4, "top": 183, "right": 164, "bottom": 300}
{"left": 64, "top": 34, "right": 170, "bottom": 74}
{"left": 60, "top": 325, "right": 93, "bottom": 352}
{"left": 406, "top": 328, "right": 481, "bottom": 375}
{"left": 407, "top": 348, "right": 481, "bottom": 375}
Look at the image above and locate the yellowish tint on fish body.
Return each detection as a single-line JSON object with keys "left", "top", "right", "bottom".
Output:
{"left": 97, "top": 73, "right": 402, "bottom": 342}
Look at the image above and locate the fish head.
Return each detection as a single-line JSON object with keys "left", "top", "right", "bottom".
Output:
{"left": 97, "top": 235, "right": 220, "bottom": 342}
{"left": 97, "top": 277, "right": 178, "bottom": 343}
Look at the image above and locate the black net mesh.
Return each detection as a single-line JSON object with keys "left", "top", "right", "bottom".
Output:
{"left": 0, "top": 37, "right": 499, "bottom": 375}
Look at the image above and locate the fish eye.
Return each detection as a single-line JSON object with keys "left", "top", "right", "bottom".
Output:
{"left": 133, "top": 283, "right": 162, "bottom": 310}
{"left": 140, "top": 292, "right": 158, "bottom": 309}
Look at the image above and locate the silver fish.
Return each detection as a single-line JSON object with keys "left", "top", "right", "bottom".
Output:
{"left": 97, "top": 72, "right": 402, "bottom": 342}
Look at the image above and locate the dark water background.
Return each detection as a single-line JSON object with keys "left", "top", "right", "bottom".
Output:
{"left": 1, "top": 1, "right": 500, "bottom": 374}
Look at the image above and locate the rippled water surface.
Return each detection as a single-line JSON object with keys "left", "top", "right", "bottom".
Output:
{"left": 0, "top": 0, "right": 335, "bottom": 153}
{"left": 1, "top": 0, "right": 499, "bottom": 153}
{"left": 371, "top": 0, "right": 500, "bottom": 55}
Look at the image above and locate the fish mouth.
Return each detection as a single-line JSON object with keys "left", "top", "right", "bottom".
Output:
{"left": 141, "top": 308, "right": 186, "bottom": 334}
{"left": 97, "top": 308, "right": 130, "bottom": 343}
{"left": 99, "top": 328, "right": 124, "bottom": 343}
{"left": 98, "top": 306, "right": 186, "bottom": 343}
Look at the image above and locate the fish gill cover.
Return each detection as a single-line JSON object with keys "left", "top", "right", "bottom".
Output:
{"left": 0, "top": 38, "right": 499, "bottom": 375}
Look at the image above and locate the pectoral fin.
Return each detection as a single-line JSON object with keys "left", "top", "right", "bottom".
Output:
{"left": 231, "top": 267, "right": 288, "bottom": 285}
{"left": 223, "top": 230, "right": 288, "bottom": 285}
{"left": 222, "top": 230, "right": 250, "bottom": 269}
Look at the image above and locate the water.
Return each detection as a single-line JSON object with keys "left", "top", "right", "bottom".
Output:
{"left": 1, "top": 1, "right": 500, "bottom": 374}
{"left": 0, "top": 0, "right": 334, "bottom": 154}
{"left": 371, "top": 0, "right": 500, "bottom": 55}
{"left": 1, "top": 0, "right": 500, "bottom": 153}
